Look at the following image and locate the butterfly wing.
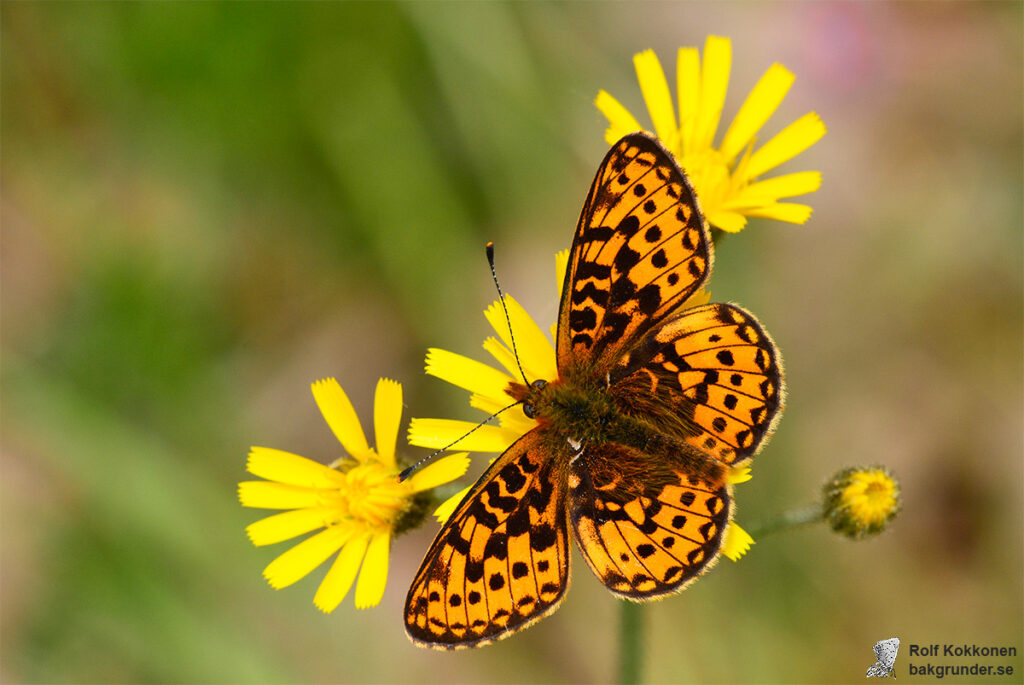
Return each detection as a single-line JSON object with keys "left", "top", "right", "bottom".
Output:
{"left": 557, "top": 132, "right": 712, "bottom": 377}
{"left": 404, "top": 431, "right": 570, "bottom": 649}
{"left": 568, "top": 443, "right": 730, "bottom": 599}
{"left": 611, "top": 303, "right": 784, "bottom": 466}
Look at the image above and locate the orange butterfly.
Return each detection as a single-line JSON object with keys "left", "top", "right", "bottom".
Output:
{"left": 405, "top": 132, "right": 784, "bottom": 648}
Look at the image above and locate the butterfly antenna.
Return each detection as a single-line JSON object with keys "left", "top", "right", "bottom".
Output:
{"left": 486, "top": 242, "right": 530, "bottom": 386}
{"left": 397, "top": 401, "right": 521, "bottom": 482}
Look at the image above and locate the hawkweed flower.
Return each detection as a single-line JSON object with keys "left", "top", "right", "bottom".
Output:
{"left": 407, "top": 253, "right": 752, "bottom": 555}
{"left": 239, "top": 378, "right": 469, "bottom": 612}
{"left": 596, "top": 36, "right": 826, "bottom": 233}
{"left": 823, "top": 466, "right": 901, "bottom": 539}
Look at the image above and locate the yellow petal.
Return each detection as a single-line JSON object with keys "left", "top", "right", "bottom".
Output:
{"left": 726, "top": 465, "right": 753, "bottom": 484}
{"left": 595, "top": 90, "right": 643, "bottom": 146}
{"left": 500, "top": 410, "right": 537, "bottom": 437}
{"left": 483, "top": 336, "right": 521, "bottom": 383}
{"left": 722, "top": 522, "right": 754, "bottom": 561}
{"left": 705, "top": 209, "right": 748, "bottom": 233}
{"left": 238, "top": 481, "right": 323, "bottom": 510}
{"left": 676, "top": 46, "right": 701, "bottom": 155}
{"left": 555, "top": 249, "right": 569, "bottom": 300}
{"left": 313, "top": 534, "right": 369, "bottom": 613}
{"left": 469, "top": 391, "right": 507, "bottom": 417}
{"left": 719, "top": 63, "right": 795, "bottom": 162}
{"left": 373, "top": 378, "right": 402, "bottom": 467}
{"left": 246, "top": 447, "right": 345, "bottom": 488}
{"left": 745, "top": 202, "right": 814, "bottom": 224}
{"left": 468, "top": 392, "right": 535, "bottom": 435}
{"left": 246, "top": 508, "right": 345, "bottom": 546}
{"left": 408, "top": 418, "right": 517, "bottom": 453}
{"left": 263, "top": 526, "right": 350, "bottom": 589}
{"left": 311, "top": 378, "right": 371, "bottom": 461}
{"left": 354, "top": 533, "right": 391, "bottom": 609}
{"left": 692, "top": 36, "right": 731, "bottom": 151}
{"left": 434, "top": 486, "right": 471, "bottom": 522}
{"left": 726, "top": 171, "right": 822, "bottom": 207}
{"left": 426, "top": 347, "right": 512, "bottom": 400}
{"left": 680, "top": 288, "right": 712, "bottom": 309}
{"left": 484, "top": 296, "right": 557, "bottom": 382}
{"left": 744, "top": 112, "right": 826, "bottom": 180}
{"left": 407, "top": 452, "right": 471, "bottom": 493}
{"left": 633, "top": 49, "right": 677, "bottom": 146}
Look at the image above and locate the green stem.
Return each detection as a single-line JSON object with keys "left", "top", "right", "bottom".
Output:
{"left": 617, "top": 600, "right": 644, "bottom": 685}
{"left": 747, "top": 504, "right": 823, "bottom": 539}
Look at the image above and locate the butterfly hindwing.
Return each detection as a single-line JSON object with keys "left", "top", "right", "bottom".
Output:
{"left": 568, "top": 443, "right": 730, "bottom": 600}
{"left": 557, "top": 132, "right": 713, "bottom": 375}
{"left": 404, "top": 431, "right": 570, "bottom": 649}
{"left": 610, "top": 303, "right": 784, "bottom": 466}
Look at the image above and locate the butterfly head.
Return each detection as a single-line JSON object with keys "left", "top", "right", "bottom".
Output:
{"left": 505, "top": 378, "right": 550, "bottom": 420}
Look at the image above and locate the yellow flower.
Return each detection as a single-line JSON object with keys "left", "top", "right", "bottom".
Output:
{"left": 823, "top": 466, "right": 902, "bottom": 539}
{"left": 596, "top": 36, "right": 826, "bottom": 233}
{"left": 408, "top": 253, "right": 749, "bottom": 559}
{"left": 239, "top": 378, "right": 470, "bottom": 612}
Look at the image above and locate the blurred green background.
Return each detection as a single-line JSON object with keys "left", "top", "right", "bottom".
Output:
{"left": 2, "top": 2, "right": 1021, "bottom": 683}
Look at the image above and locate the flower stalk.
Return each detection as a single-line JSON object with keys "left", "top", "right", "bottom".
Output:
{"left": 747, "top": 503, "right": 824, "bottom": 539}
{"left": 618, "top": 601, "right": 645, "bottom": 685}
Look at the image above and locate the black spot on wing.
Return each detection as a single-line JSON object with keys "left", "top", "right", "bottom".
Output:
{"left": 531, "top": 523, "right": 558, "bottom": 551}
{"left": 484, "top": 533, "right": 508, "bottom": 561}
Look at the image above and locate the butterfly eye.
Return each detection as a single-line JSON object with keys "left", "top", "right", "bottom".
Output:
{"left": 522, "top": 402, "right": 536, "bottom": 419}
{"left": 531, "top": 379, "right": 547, "bottom": 390}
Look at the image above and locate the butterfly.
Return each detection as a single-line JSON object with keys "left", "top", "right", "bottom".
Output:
{"left": 866, "top": 637, "right": 900, "bottom": 678}
{"left": 405, "top": 132, "right": 784, "bottom": 648}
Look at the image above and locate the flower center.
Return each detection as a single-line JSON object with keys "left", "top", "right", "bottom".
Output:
{"left": 845, "top": 475, "right": 896, "bottom": 524}
{"left": 862, "top": 480, "right": 894, "bottom": 511}
{"left": 331, "top": 460, "right": 407, "bottom": 531}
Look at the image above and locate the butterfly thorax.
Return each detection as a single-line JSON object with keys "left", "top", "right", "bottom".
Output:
{"left": 506, "top": 377, "right": 724, "bottom": 484}
{"left": 507, "top": 376, "right": 615, "bottom": 445}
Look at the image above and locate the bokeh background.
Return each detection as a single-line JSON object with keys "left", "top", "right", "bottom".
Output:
{"left": 3, "top": 2, "right": 1021, "bottom": 683}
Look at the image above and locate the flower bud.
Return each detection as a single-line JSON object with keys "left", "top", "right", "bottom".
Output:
{"left": 823, "top": 466, "right": 901, "bottom": 539}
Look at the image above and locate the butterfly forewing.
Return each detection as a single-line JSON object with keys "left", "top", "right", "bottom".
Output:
{"left": 568, "top": 444, "right": 731, "bottom": 599}
{"left": 557, "top": 133, "right": 712, "bottom": 376}
{"left": 611, "top": 303, "right": 784, "bottom": 465}
{"left": 404, "top": 431, "right": 570, "bottom": 649}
